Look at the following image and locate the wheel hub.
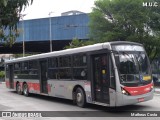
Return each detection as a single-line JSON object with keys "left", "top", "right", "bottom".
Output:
{"left": 24, "top": 87, "right": 27, "bottom": 94}
{"left": 77, "top": 93, "right": 82, "bottom": 102}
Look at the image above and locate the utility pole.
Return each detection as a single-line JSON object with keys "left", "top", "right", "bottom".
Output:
{"left": 21, "top": 14, "right": 27, "bottom": 57}
{"left": 49, "top": 11, "right": 53, "bottom": 52}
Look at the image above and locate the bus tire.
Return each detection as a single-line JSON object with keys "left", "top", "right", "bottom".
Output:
{"left": 75, "top": 87, "right": 86, "bottom": 107}
{"left": 23, "top": 83, "right": 29, "bottom": 97}
{"left": 16, "top": 83, "right": 22, "bottom": 95}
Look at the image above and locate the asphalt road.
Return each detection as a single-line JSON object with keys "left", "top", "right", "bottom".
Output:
{"left": 0, "top": 83, "right": 160, "bottom": 120}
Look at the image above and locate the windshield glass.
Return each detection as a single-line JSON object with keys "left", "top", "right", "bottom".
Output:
{"left": 114, "top": 51, "right": 152, "bottom": 87}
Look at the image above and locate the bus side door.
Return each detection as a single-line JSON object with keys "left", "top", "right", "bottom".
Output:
{"left": 40, "top": 60, "right": 48, "bottom": 94}
{"left": 91, "top": 53, "right": 110, "bottom": 104}
{"left": 8, "top": 64, "right": 14, "bottom": 89}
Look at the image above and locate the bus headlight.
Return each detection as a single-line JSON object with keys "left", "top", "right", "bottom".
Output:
{"left": 121, "top": 87, "right": 131, "bottom": 96}
{"left": 150, "top": 84, "right": 154, "bottom": 91}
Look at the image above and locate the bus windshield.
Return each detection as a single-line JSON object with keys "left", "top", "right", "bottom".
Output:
{"left": 112, "top": 45, "right": 152, "bottom": 87}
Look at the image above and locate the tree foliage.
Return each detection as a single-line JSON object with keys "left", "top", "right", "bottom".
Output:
{"left": 64, "top": 38, "right": 95, "bottom": 49}
{"left": 0, "top": 0, "right": 33, "bottom": 45}
{"left": 89, "top": 0, "right": 160, "bottom": 62}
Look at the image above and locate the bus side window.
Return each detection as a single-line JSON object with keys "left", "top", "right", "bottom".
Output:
{"left": 109, "top": 57, "right": 116, "bottom": 89}
{"left": 22, "top": 62, "right": 28, "bottom": 71}
{"left": 58, "top": 56, "right": 72, "bottom": 80}
{"left": 48, "top": 58, "right": 59, "bottom": 80}
{"left": 14, "top": 63, "right": 20, "bottom": 70}
{"left": 73, "top": 54, "right": 87, "bottom": 80}
{"left": 29, "top": 61, "right": 38, "bottom": 69}
{"left": 28, "top": 61, "right": 38, "bottom": 79}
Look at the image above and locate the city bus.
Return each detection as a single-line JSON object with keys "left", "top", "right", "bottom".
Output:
{"left": 5, "top": 41, "right": 154, "bottom": 107}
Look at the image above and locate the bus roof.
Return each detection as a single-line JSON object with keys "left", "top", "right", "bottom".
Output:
{"left": 5, "top": 41, "right": 142, "bottom": 64}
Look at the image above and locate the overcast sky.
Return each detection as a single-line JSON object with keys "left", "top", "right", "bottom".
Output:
{"left": 21, "top": 0, "right": 95, "bottom": 20}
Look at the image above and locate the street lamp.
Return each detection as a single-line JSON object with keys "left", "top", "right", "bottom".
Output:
{"left": 21, "top": 14, "right": 27, "bottom": 57}
{"left": 48, "top": 11, "right": 53, "bottom": 52}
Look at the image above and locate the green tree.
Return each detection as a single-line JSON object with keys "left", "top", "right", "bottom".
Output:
{"left": 0, "top": 0, "right": 33, "bottom": 46}
{"left": 0, "top": 71, "right": 5, "bottom": 79}
{"left": 64, "top": 37, "right": 95, "bottom": 49}
{"left": 89, "top": 0, "right": 160, "bottom": 62}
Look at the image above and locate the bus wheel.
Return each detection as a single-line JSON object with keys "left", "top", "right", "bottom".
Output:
{"left": 75, "top": 87, "right": 86, "bottom": 107}
{"left": 23, "top": 83, "right": 29, "bottom": 97}
{"left": 16, "top": 83, "right": 22, "bottom": 95}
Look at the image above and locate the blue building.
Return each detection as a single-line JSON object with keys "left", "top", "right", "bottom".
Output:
{"left": 0, "top": 13, "right": 90, "bottom": 53}
{"left": 17, "top": 13, "right": 89, "bottom": 42}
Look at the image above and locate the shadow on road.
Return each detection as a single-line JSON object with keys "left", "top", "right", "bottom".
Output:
{"left": 7, "top": 90, "right": 156, "bottom": 117}
{"left": 10, "top": 91, "right": 74, "bottom": 106}
{"left": 88, "top": 104, "right": 149, "bottom": 112}
{"left": 10, "top": 90, "right": 150, "bottom": 113}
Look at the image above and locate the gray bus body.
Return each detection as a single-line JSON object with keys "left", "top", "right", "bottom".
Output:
{"left": 5, "top": 41, "right": 154, "bottom": 107}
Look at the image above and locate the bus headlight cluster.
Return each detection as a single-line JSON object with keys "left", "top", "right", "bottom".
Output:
{"left": 121, "top": 87, "right": 131, "bottom": 96}
{"left": 150, "top": 84, "right": 154, "bottom": 91}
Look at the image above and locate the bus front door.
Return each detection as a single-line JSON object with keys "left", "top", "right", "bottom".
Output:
{"left": 9, "top": 65, "right": 14, "bottom": 89}
{"left": 40, "top": 60, "right": 48, "bottom": 94}
{"left": 92, "top": 54, "right": 110, "bottom": 104}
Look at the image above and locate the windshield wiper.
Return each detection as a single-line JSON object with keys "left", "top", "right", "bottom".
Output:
{"left": 122, "top": 51, "right": 135, "bottom": 63}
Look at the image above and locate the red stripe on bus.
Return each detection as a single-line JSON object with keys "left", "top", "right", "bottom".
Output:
{"left": 5, "top": 80, "right": 9, "bottom": 88}
{"left": 123, "top": 83, "right": 153, "bottom": 96}
{"left": 13, "top": 82, "right": 40, "bottom": 92}
{"left": 14, "top": 82, "right": 16, "bottom": 88}
{"left": 7, "top": 81, "right": 52, "bottom": 93}
{"left": 27, "top": 82, "right": 40, "bottom": 91}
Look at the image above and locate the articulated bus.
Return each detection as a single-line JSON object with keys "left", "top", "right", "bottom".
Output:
{"left": 5, "top": 41, "right": 154, "bottom": 107}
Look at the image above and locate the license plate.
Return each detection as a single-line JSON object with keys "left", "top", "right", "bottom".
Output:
{"left": 138, "top": 98, "right": 144, "bottom": 102}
